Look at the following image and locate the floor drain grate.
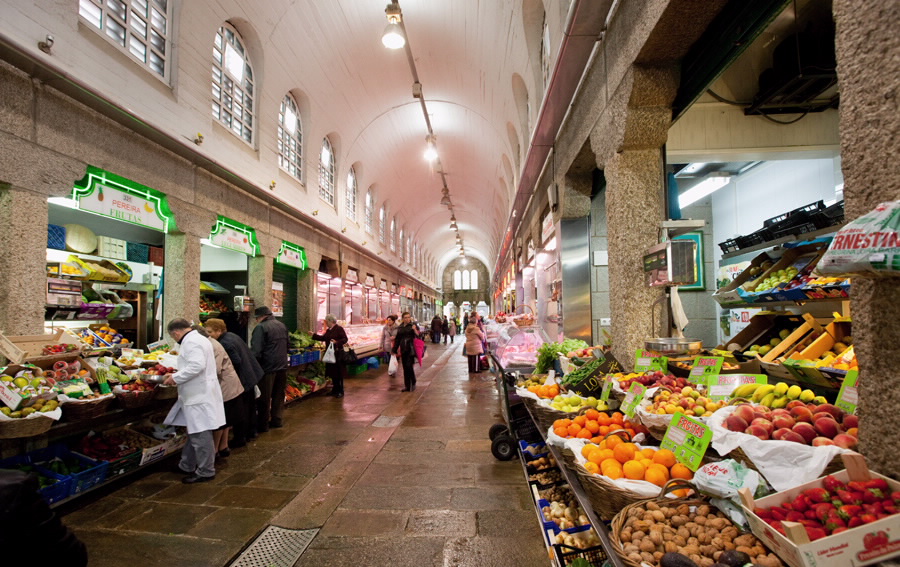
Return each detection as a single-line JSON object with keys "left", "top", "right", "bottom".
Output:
{"left": 372, "top": 415, "right": 405, "bottom": 428}
{"left": 228, "top": 526, "right": 318, "bottom": 567}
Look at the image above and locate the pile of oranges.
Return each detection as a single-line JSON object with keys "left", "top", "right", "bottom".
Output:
{"left": 579, "top": 436, "right": 693, "bottom": 490}
{"left": 551, "top": 410, "right": 643, "bottom": 443}
{"left": 528, "top": 383, "right": 560, "bottom": 399}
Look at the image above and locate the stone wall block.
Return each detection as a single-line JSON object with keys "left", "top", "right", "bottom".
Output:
{"left": 162, "top": 233, "right": 202, "bottom": 325}
{"left": 0, "top": 132, "right": 86, "bottom": 195}
{"left": 0, "top": 61, "right": 34, "bottom": 141}
{"left": 0, "top": 188, "right": 48, "bottom": 335}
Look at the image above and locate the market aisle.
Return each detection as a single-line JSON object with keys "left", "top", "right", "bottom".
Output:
{"left": 63, "top": 341, "right": 548, "bottom": 567}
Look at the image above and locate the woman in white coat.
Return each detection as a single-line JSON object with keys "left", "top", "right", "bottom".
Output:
{"left": 163, "top": 318, "right": 226, "bottom": 484}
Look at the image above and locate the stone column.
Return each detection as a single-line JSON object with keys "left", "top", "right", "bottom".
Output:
{"left": 297, "top": 268, "right": 316, "bottom": 333}
{"left": 162, "top": 232, "right": 202, "bottom": 326}
{"left": 248, "top": 255, "right": 273, "bottom": 315}
{"left": 0, "top": 187, "right": 48, "bottom": 336}
{"left": 833, "top": 0, "right": 900, "bottom": 476}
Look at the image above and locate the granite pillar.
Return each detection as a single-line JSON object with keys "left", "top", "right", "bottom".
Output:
{"left": 248, "top": 255, "right": 274, "bottom": 317}
{"left": 833, "top": 0, "right": 900, "bottom": 477}
{"left": 162, "top": 232, "right": 202, "bottom": 326}
{"left": 0, "top": 187, "right": 48, "bottom": 336}
{"left": 297, "top": 268, "right": 316, "bottom": 334}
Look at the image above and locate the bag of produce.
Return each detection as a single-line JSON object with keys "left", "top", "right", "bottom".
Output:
{"left": 818, "top": 200, "right": 900, "bottom": 276}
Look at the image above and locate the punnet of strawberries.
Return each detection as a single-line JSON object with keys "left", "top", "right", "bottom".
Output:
{"left": 754, "top": 475, "right": 899, "bottom": 541}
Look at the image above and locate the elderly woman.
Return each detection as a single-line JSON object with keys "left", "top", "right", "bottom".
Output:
{"left": 465, "top": 318, "right": 485, "bottom": 373}
{"left": 191, "top": 325, "right": 244, "bottom": 458}
{"left": 381, "top": 314, "right": 398, "bottom": 363}
{"left": 312, "top": 314, "right": 349, "bottom": 398}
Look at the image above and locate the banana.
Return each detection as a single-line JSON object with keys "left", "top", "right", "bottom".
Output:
{"left": 732, "top": 383, "right": 762, "bottom": 399}
{"left": 770, "top": 396, "right": 789, "bottom": 409}
{"left": 759, "top": 392, "right": 777, "bottom": 407}
{"left": 752, "top": 384, "right": 776, "bottom": 402}
{"left": 773, "top": 382, "right": 789, "bottom": 397}
{"left": 786, "top": 385, "right": 802, "bottom": 400}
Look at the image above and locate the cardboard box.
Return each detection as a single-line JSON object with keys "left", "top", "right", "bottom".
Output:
{"left": 719, "top": 313, "right": 807, "bottom": 353}
{"left": 739, "top": 455, "right": 900, "bottom": 567}
{"left": 713, "top": 251, "right": 778, "bottom": 307}
{"left": 0, "top": 329, "right": 83, "bottom": 365}
{"left": 741, "top": 244, "right": 829, "bottom": 304}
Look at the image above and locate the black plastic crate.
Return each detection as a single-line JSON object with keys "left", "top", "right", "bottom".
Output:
{"left": 763, "top": 200, "right": 826, "bottom": 228}
{"left": 718, "top": 237, "right": 741, "bottom": 254}
{"left": 553, "top": 542, "right": 609, "bottom": 566}
{"left": 771, "top": 220, "right": 819, "bottom": 239}
{"left": 736, "top": 227, "right": 774, "bottom": 249}
{"left": 812, "top": 200, "right": 845, "bottom": 229}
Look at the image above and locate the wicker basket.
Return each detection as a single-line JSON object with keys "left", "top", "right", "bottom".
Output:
{"left": 62, "top": 395, "right": 114, "bottom": 420}
{"left": 0, "top": 415, "right": 55, "bottom": 439}
{"left": 609, "top": 480, "right": 705, "bottom": 567}
{"left": 154, "top": 385, "right": 178, "bottom": 400}
{"left": 115, "top": 388, "right": 156, "bottom": 409}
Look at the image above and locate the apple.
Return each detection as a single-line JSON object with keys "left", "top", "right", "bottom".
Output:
{"left": 751, "top": 418, "right": 775, "bottom": 436}
{"left": 732, "top": 404, "right": 755, "bottom": 425}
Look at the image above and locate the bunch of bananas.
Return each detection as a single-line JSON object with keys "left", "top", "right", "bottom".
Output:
{"left": 731, "top": 381, "right": 827, "bottom": 408}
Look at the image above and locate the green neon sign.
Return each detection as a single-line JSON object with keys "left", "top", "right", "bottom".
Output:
{"left": 275, "top": 240, "right": 308, "bottom": 269}
{"left": 72, "top": 166, "right": 176, "bottom": 232}
{"left": 209, "top": 216, "right": 260, "bottom": 256}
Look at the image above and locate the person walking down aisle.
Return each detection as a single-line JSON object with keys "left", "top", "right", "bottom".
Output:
{"left": 312, "top": 314, "right": 349, "bottom": 398}
{"left": 202, "top": 327, "right": 245, "bottom": 459}
{"left": 251, "top": 306, "right": 289, "bottom": 432}
{"left": 465, "top": 318, "right": 485, "bottom": 373}
{"left": 381, "top": 315, "right": 398, "bottom": 363}
{"left": 162, "top": 318, "right": 225, "bottom": 484}
{"left": 392, "top": 311, "right": 420, "bottom": 392}
{"left": 441, "top": 316, "right": 450, "bottom": 344}
{"left": 430, "top": 314, "right": 443, "bottom": 344}
{"left": 448, "top": 316, "right": 457, "bottom": 343}
{"left": 205, "top": 318, "right": 263, "bottom": 447}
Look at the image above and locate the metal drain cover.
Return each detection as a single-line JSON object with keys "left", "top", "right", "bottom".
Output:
{"left": 371, "top": 415, "right": 405, "bottom": 428}
{"left": 228, "top": 526, "right": 318, "bottom": 567}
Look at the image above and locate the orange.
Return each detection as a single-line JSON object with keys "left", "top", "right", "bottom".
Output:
{"left": 574, "top": 415, "right": 587, "bottom": 426}
{"left": 613, "top": 443, "right": 636, "bottom": 464}
{"left": 652, "top": 449, "right": 677, "bottom": 468}
{"left": 611, "top": 412, "right": 625, "bottom": 425}
{"left": 576, "top": 428, "right": 593, "bottom": 439}
{"left": 553, "top": 426, "right": 568, "bottom": 438}
{"left": 591, "top": 436, "right": 603, "bottom": 444}
{"left": 640, "top": 448, "right": 656, "bottom": 459}
{"left": 600, "top": 458, "right": 620, "bottom": 472}
{"left": 670, "top": 463, "right": 693, "bottom": 480}
{"left": 581, "top": 444, "right": 600, "bottom": 459}
{"left": 673, "top": 488, "right": 692, "bottom": 498}
{"left": 649, "top": 463, "right": 670, "bottom": 481}
{"left": 608, "top": 423, "right": 623, "bottom": 432}
{"left": 623, "top": 460, "right": 646, "bottom": 480}
{"left": 583, "top": 461, "right": 600, "bottom": 474}
{"left": 598, "top": 425, "right": 610, "bottom": 436}
{"left": 552, "top": 418, "right": 568, "bottom": 429}
{"left": 585, "top": 420, "right": 600, "bottom": 434}
{"left": 604, "top": 435, "right": 623, "bottom": 451}
{"left": 584, "top": 408, "right": 600, "bottom": 421}
{"left": 645, "top": 466, "right": 669, "bottom": 487}
{"left": 604, "top": 465, "right": 624, "bottom": 480}
{"left": 590, "top": 448, "right": 614, "bottom": 464}
{"left": 639, "top": 458, "right": 654, "bottom": 469}
{"left": 567, "top": 423, "right": 582, "bottom": 437}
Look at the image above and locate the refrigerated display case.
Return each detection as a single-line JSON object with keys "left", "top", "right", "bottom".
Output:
{"left": 365, "top": 287, "right": 379, "bottom": 322}
{"left": 345, "top": 281, "right": 363, "bottom": 324}
{"left": 494, "top": 324, "right": 551, "bottom": 370}
{"left": 343, "top": 323, "right": 383, "bottom": 357}
{"left": 316, "top": 272, "right": 343, "bottom": 322}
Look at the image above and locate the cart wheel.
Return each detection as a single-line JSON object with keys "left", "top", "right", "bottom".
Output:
{"left": 491, "top": 435, "right": 517, "bottom": 461}
{"left": 488, "top": 423, "right": 509, "bottom": 441}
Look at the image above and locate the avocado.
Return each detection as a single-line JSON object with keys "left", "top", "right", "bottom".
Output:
{"left": 719, "top": 550, "right": 752, "bottom": 567}
{"left": 660, "top": 553, "right": 700, "bottom": 567}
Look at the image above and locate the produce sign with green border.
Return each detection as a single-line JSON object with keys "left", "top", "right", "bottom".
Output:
{"left": 275, "top": 240, "right": 308, "bottom": 269}
{"left": 621, "top": 382, "right": 647, "bottom": 419}
{"left": 635, "top": 349, "right": 667, "bottom": 373}
{"left": 209, "top": 216, "right": 260, "bottom": 256}
{"left": 660, "top": 414, "right": 712, "bottom": 471}
{"left": 688, "top": 356, "right": 724, "bottom": 385}
{"left": 835, "top": 370, "right": 859, "bottom": 415}
{"left": 707, "top": 374, "right": 768, "bottom": 401}
{"left": 72, "top": 166, "right": 176, "bottom": 232}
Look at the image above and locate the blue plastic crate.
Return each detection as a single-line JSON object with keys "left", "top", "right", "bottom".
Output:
{"left": 126, "top": 242, "right": 149, "bottom": 263}
{"left": 48, "top": 224, "right": 66, "bottom": 250}
{"left": 365, "top": 357, "right": 380, "bottom": 369}
{"left": 0, "top": 454, "right": 72, "bottom": 505}
{"left": 30, "top": 445, "right": 108, "bottom": 496}
{"left": 301, "top": 349, "right": 321, "bottom": 364}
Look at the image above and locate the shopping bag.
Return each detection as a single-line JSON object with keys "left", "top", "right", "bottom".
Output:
{"left": 323, "top": 343, "right": 336, "bottom": 363}
{"left": 338, "top": 346, "right": 358, "bottom": 364}
{"left": 387, "top": 356, "right": 398, "bottom": 376}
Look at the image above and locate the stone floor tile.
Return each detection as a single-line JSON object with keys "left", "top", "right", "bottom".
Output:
{"left": 247, "top": 472, "right": 313, "bottom": 491}
{"left": 88, "top": 499, "right": 156, "bottom": 529}
{"left": 295, "top": 535, "right": 446, "bottom": 567}
{"left": 450, "top": 486, "right": 533, "bottom": 510}
{"left": 319, "top": 509, "right": 408, "bottom": 537}
{"left": 265, "top": 444, "right": 344, "bottom": 475}
{"left": 150, "top": 482, "right": 224, "bottom": 504}
{"left": 442, "top": 536, "right": 549, "bottom": 567}
{"left": 73, "top": 529, "right": 239, "bottom": 567}
{"left": 406, "top": 509, "right": 477, "bottom": 537}
{"left": 187, "top": 507, "right": 273, "bottom": 541}
{"left": 119, "top": 502, "right": 217, "bottom": 534}
{"left": 206, "top": 485, "right": 297, "bottom": 509}
{"left": 340, "top": 485, "right": 454, "bottom": 510}
{"left": 477, "top": 509, "right": 544, "bottom": 537}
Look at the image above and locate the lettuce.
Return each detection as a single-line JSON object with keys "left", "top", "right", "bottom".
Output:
{"left": 534, "top": 338, "right": 589, "bottom": 374}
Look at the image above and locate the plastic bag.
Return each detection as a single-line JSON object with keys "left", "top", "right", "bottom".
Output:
{"left": 694, "top": 459, "right": 762, "bottom": 501}
{"left": 387, "top": 356, "right": 398, "bottom": 376}
{"left": 819, "top": 200, "right": 900, "bottom": 276}
{"left": 323, "top": 343, "right": 336, "bottom": 364}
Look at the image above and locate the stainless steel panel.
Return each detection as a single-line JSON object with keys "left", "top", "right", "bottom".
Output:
{"left": 560, "top": 217, "right": 592, "bottom": 343}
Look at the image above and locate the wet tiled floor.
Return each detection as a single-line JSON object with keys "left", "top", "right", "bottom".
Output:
{"left": 63, "top": 342, "right": 548, "bottom": 566}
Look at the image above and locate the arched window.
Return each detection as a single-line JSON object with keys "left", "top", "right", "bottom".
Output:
{"left": 378, "top": 206, "right": 386, "bottom": 243}
{"left": 453, "top": 270, "right": 462, "bottom": 290}
{"left": 390, "top": 218, "right": 396, "bottom": 252}
{"left": 318, "top": 138, "right": 335, "bottom": 205}
{"left": 278, "top": 94, "right": 302, "bottom": 180}
{"left": 398, "top": 229, "right": 405, "bottom": 259}
{"left": 79, "top": 0, "right": 172, "bottom": 79}
{"left": 345, "top": 167, "right": 357, "bottom": 221}
{"left": 461, "top": 270, "right": 471, "bottom": 290}
{"left": 364, "top": 189, "right": 374, "bottom": 234}
{"left": 540, "top": 14, "right": 551, "bottom": 89}
{"left": 212, "top": 23, "right": 254, "bottom": 143}
{"left": 470, "top": 270, "right": 479, "bottom": 289}
{"left": 406, "top": 236, "right": 411, "bottom": 263}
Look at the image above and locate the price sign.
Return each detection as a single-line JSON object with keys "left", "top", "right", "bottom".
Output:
{"left": 635, "top": 349, "right": 667, "bottom": 373}
{"left": 708, "top": 374, "right": 768, "bottom": 401}
{"left": 600, "top": 374, "right": 615, "bottom": 402}
{"left": 621, "top": 382, "right": 647, "bottom": 419}
{"left": 660, "top": 414, "right": 712, "bottom": 471}
{"left": 835, "top": 370, "right": 859, "bottom": 415}
{"left": 688, "top": 356, "right": 724, "bottom": 386}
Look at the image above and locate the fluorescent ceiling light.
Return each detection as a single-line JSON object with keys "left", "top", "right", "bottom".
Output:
{"left": 424, "top": 137, "right": 438, "bottom": 162}
{"left": 48, "top": 197, "right": 78, "bottom": 209}
{"left": 678, "top": 162, "right": 707, "bottom": 176}
{"left": 678, "top": 175, "right": 730, "bottom": 208}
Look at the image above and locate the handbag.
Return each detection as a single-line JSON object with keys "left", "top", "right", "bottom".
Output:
{"left": 338, "top": 345, "right": 358, "bottom": 364}
{"left": 323, "top": 343, "right": 336, "bottom": 364}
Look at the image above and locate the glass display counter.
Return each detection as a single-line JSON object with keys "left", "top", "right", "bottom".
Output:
{"left": 494, "top": 324, "right": 550, "bottom": 370}
{"left": 343, "top": 323, "right": 383, "bottom": 357}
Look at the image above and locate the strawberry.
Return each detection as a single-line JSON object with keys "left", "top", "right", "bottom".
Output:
{"left": 823, "top": 475, "right": 847, "bottom": 492}
{"left": 824, "top": 513, "right": 846, "bottom": 532}
{"left": 771, "top": 507, "right": 789, "bottom": 521}
{"left": 814, "top": 503, "right": 836, "bottom": 522}
{"left": 831, "top": 527, "right": 849, "bottom": 534}
{"left": 883, "top": 503, "right": 897, "bottom": 515}
{"left": 755, "top": 507, "right": 773, "bottom": 520}
{"left": 786, "top": 511, "right": 805, "bottom": 523}
{"left": 892, "top": 491, "right": 900, "bottom": 504}
{"left": 836, "top": 489, "right": 862, "bottom": 505}
{"left": 848, "top": 516, "right": 865, "bottom": 529}
{"left": 863, "top": 502, "right": 884, "bottom": 516}
{"left": 805, "top": 509, "right": 819, "bottom": 520}
{"left": 803, "top": 488, "right": 831, "bottom": 503}
{"left": 805, "top": 526, "right": 828, "bottom": 541}
{"left": 860, "top": 513, "right": 878, "bottom": 524}
{"left": 865, "top": 478, "right": 889, "bottom": 495}
{"left": 791, "top": 494, "right": 811, "bottom": 512}
{"left": 800, "top": 519, "right": 821, "bottom": 529}
{"left": 838, "top": 505, "right": 861, "bottom": 520}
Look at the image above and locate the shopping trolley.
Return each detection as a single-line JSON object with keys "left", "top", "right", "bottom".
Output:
{"left": 486, "top": 354, "right": 541, "bottom": 461}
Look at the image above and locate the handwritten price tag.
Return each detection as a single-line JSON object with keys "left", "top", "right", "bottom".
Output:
{"left": 660, "top": 414, "right": 712, "bottom": 471}
{"left": 635, "top": 349, "right": 668, "bottom": 373}
{"left": 688, "top": 356, "right": 724, "bottom": 386}
{"left": 622, "top": 382, "right": 647, "bottom": 419}
{"left": 600, "top": 374, "right": 615, "bottom": 402}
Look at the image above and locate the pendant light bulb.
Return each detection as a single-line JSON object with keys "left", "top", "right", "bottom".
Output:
{"left": 424, "top": 136, "right": 438, "bottom": 162}
{"left": 382, "top": 3, "right": 405, "bottom": 49}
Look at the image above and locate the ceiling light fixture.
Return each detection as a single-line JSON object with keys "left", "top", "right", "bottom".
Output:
{"left": 440, "top": 194, "right": 451, "bottom": 206}
{"left": 678, "top": 174, "right": 731, "bottom": 208}
{"left": 381, "top": 2, "right": 405, "bottom": 49}
{"left": 424, "top": 135, "right": 438, "bottom": 162}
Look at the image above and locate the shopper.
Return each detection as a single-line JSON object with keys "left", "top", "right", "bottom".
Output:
{"left": 381, "top": 314, "right": 398, "bottom": 363}
{"left": 430, "top": 314, "right": 443, "bottom": 343}
{"left": 392, "top": 311, "right": 420, "bottom": 391}
{"left": 251, "top": 306, "right": 289, "bottom": 431}
{"left": 441, "top": 316, "right": 450, "bottom": 344}
{"left": 204, "top": 318, "right": 263, "bottom": 447}
{"left": 163, "top": 318, "right": 225, "bottom": 484}
{"left": 465, "top": 318, "right": 485, "bottom": 373}
{"left": 448, "top": 317, "right": 457, "bottom": 343}
{"left": 203, "top": 328, "right": 244, "bottom": 459}
{"left": 463, "top": 313, "right": 469, "bottom": 330}
{"left": 312, "top": 314, "right": 349, "bottom": 398}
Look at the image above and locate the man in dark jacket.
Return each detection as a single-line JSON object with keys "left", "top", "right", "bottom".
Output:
{"left": 430, "top": 315, "right": 443, "bottom": 343}
{"left": 205, "top": 317, "right": 264, "bottom": 445}
{"left": 251, "top": 305, "right": 289, "bottom": 431}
